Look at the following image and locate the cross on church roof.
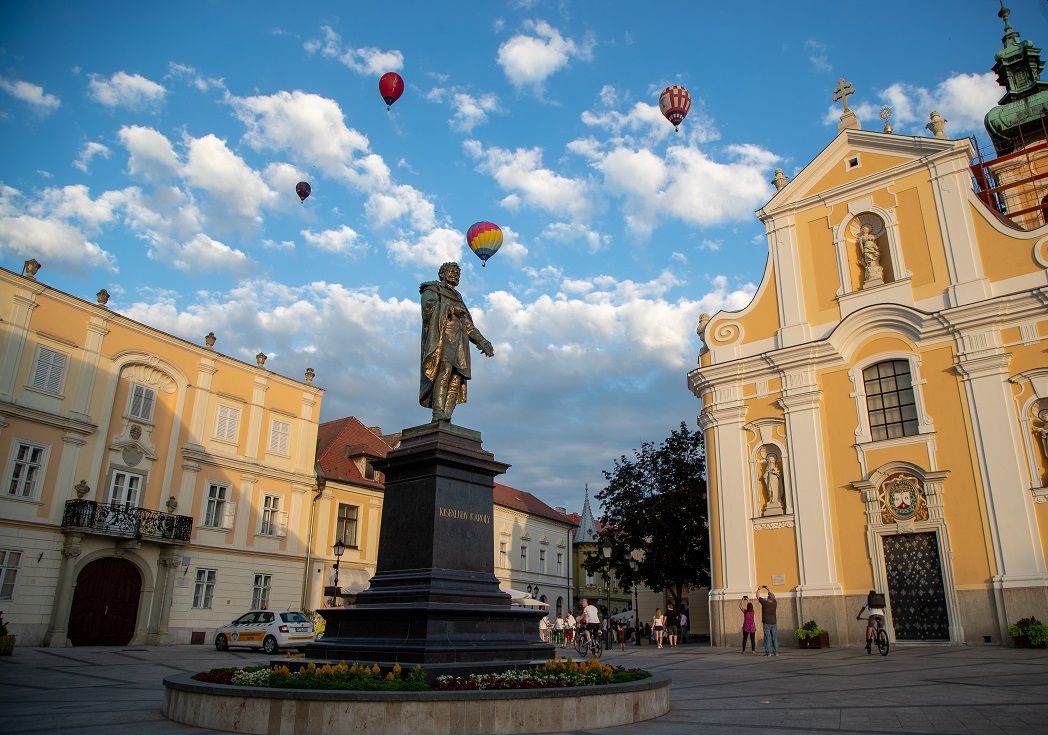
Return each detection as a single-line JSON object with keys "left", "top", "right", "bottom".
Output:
{"left": 833, "top": 77, "right": 855, "bottom": 112}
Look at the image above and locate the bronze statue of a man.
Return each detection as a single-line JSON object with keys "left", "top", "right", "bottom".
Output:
{"left": 419, "top": 262, "right": 493, "bottom": 422}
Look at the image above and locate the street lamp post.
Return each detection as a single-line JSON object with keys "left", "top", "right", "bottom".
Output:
{"left": 330, "top": 539, "right": 346, "bottom": 606}
{"left": 629, "top": 557, "right": 640, "bottom": 645}
{"left": 601, "top": 539, "right": 613, "bottom": 635}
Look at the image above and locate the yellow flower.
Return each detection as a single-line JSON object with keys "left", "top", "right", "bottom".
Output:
{"left": 371, "top": 664, "right": 381, "bottom": 675}
{"left": 385, "top": 672, "right": 395, "bottom": 681}
{"left": 392, "top": 663, "right": 402, "bottom": 675}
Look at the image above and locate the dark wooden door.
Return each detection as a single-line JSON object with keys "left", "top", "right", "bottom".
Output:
{"left": 882, "top": 532, "right": 949, "bottom": 641}
{"left": 68, "top": 557, "right": 142, "bottom": 646}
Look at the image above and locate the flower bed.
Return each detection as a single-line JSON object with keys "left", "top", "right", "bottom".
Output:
{"left": 190, "top": 657, "right": 650, "bottom": 692}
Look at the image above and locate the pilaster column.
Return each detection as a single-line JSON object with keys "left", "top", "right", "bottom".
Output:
{"left": 49, "top": 433, "right": 88, "bottom": 523}
{"left": 0, "top": 287, "right": 43, "bottom": 400}
{"left": 778, "top": 389, "right": 840, "bottom": 596}
{"left": 955, "top": 352, "right": 1046, "bottom": 583}
{"left": 186, "top": 359, "right": 216, "bottom": 450}
{"left": 246, "top": 377, "right": 268, "bottom": 460}
{"left": 42, "top": 532, "right": 83, "bottom": 647}
{"left": 928, "top": 155, "right": 991, "bottom": 306}
{"left": 234, "top": 474, "right": 257, "bottom": 548}
{"left": 699, "top": 398, "right": 753, "bottom": 600}
{"left": 69, "top": 317, "right": 109, "bottom": 421}
{"left": 766, "top": 216, "right": 811, "bottom": 347}
{"left": 146, "top": 549, "right": 184, "bottom": 640}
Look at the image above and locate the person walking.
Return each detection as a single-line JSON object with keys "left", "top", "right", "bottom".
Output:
{"left": 554, "top": 614, "right": 564, "bottom": 647}
{"left": 665, "top": 603, "right": 680, "bottom": 648}
{"left": 756, "top": 585, "right": 779, "bottom": 656}
{"left": 652, "top": 608, "right": 666, "bottom": 649}
{"left": 564, "top": 612, "right": 576, "bottom": 648}
{"left": 679, "top": 608, "right": 689, "bottom": 645}
{"left": 739, "top": 596, "right": 757, "bottom": 653}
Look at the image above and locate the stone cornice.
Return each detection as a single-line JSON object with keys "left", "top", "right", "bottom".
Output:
{"left": 0, "top": 400, "right": 97, "bottom": 436}
{"left": 180, "top": 445, "right": 314, "bottom": 486}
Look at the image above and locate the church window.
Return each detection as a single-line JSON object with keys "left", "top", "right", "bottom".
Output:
{"left": 863, "top": 360, "right": 919, "bottom": 441}
{"left": 128, "top": 383, "right": 156, "bottom": 422}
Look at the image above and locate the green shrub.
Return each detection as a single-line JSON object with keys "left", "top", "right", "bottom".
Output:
{"left": 1008, "top": 617, "right": 1048, "bottom": 648}
{"left": 794, "top": 620, "right": 828, "bottom": 641}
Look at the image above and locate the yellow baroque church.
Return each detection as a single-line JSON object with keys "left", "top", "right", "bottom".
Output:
{"left": 689, "top": 9, "right": 1048, "bottom": 647}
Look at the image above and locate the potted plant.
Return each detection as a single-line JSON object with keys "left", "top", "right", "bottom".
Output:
{"left": 1008, "top": 617, "right": 1048, "bottom": 648}
{"left": 0, "top": 611, "right": 14, "bottom": 656}
{"left": 794, "top": 620, "right": 829, "bottom": 649}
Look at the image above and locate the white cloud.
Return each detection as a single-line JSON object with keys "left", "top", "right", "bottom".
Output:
{"left": 447, "top": 91, "right": 500, "bottom": 132}
{"left": 825, "top": 72, "right": 999, "bottom": 136}
{"left": 304, "top": 25, "right": 404, "bottom": 75}
{"left": 698, "top": 238, "right": 721, "bottom": 251}
{"left": 73, "top": 142, "right": 111, "bottom": 173}
{"left": 232, "top": 90, "right": 369, "bottom": 176}
{"left": 166, "top": 62, "right": 225, "bottom": 92}
{"left": 496, "top": 225, "right": 529, "bottom": 266}
{"left": 118, "top": 125, "right": 181, "bottom": 181}
{"left": 579, "top": 88, "right": 720, "bottom": 147}
{"left": 596, "top": 143, "right": 777, "bottom": 235}
{"left": 465, "top": 140, "right": 593, "bottom": 220}
{"left": 87, "top": 71, "right": 166, "bottom": 109}
{"left": 0, "top": 186, "right": 117, "bottom": 273}
{"left": 364, "top": 183, "right": 437, "bottom": 231}
{"left": 182, "top": 133, "right": 278, "bottom": 229}
{"left": 0, "top": 77, "right": 61, "bottom": 114}
{"left": 497, "top": 20, "right": 592, "bottom": 93}
{"left": 671, "top": 251, "right": 687, "bottom": 264}
{"left": 31, "top": 184, "right": 125, "bottom": 232}
{"left": 541, "top": 221, "right": 609, "bottom": 253}
{"left": 804, "top": 40, "right": 831, "bottom": 72}
{"left": 301, "top": 225, "right": 367, "bottom": 255}
{"left": 172, "top": 233, "right": 250, "bottom": 273}
{"left": 387, "top": 227, "right": 463, "bottom": 268}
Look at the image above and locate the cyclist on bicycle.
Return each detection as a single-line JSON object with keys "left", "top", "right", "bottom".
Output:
{"left": 856, "top": 589, "right": 885, "bottom": 654}
{"left": 580, "top": 598, "right": 601, "bottom": 646}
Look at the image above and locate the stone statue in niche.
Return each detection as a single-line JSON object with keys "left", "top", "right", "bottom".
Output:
{"left": 856, "top": 223, "right": 884, "bottom": 287}
{"left": 760, "top": 447, "right": 784, "bottom": 516}
{"left": 1035, "top": 408, "right": 1048, "bottom": 484}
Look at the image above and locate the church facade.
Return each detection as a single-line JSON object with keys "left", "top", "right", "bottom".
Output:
{"left": 689, "top": 10, "right": 1048, "bottom": 647}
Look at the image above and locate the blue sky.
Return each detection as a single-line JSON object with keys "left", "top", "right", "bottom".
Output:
{"left": 1, "top": 1, "right": 1045, "bottom": 513}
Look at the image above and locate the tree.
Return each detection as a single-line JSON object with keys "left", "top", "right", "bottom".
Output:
{"left": 584, "top": 422, "right": 710, "bottom": 609}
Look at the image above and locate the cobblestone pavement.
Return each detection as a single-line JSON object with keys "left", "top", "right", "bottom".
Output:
{"left": 1, "top": 641, "right": 1046, "bottom": 734}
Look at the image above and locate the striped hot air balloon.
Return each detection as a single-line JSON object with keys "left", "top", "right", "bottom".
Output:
{"left": 466, "top": 221, "right": 503, "bottom": 267}
{"left": 659, "top": 85, "right": 692, "bottom": 132}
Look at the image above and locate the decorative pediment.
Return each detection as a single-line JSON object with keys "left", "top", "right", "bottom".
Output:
{"left": 121, "top": 363, "right": 176, "bottom": 393}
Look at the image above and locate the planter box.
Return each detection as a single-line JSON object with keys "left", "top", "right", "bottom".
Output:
{"left": 1012, "top": 635, "right": 1030, "bottom": 648}
{"left": 796, "top": 631, "right": 829, "bottom": 649}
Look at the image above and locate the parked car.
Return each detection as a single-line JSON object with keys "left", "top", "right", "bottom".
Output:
{"left": 213, "top": 610, "right": 315, "bottom": 653}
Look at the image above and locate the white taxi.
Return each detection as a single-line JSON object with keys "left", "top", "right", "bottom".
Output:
{"left": 213, "top": 610, "right": 315, "bottom": 653}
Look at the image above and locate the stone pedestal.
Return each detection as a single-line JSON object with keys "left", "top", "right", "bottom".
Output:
{"left": 305, "top": 422, "right": 553, "bottom": 678}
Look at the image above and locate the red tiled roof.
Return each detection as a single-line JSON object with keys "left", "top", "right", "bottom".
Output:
{"left": 493, "top": 483, "right": 578, "bottom": 527}
{"left": 315, "top": 416, "right": 394, "bottom": 488}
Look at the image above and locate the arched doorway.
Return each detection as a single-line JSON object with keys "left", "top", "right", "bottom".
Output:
{"left": 68, "top": 557, "right": 142, "bottom": 646}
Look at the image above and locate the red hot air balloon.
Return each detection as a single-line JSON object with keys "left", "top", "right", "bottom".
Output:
{"left": 659, "top": 85, "right": 692, "bottom": 132}
{"left": 379, "top": 72, "right": 405, "bottom": 111}
{"left": 466, "top": 221, "right": 503, "bottom": 267}
{"left": 295, "top": 181, "right": 311, "bottom": 203}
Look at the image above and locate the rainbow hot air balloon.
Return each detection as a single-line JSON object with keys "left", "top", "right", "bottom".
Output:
{"left": 379, "top": 72, "right": 405, "bottom": 110}
{"left": 466, "top": 221, "right": 503, "bottom": 267}
{"left": 659, "top": 85, "right": 692, "bottom": 132}
{"left": 295, "top": 181, "right": 311, "bottom": 203}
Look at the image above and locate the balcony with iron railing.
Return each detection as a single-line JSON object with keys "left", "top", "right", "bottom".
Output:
{"left": 61, "top": 499, "right": 193, "bottom": 544}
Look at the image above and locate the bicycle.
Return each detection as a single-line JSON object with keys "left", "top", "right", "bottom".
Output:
{"left": 574, "top": 626, "right": 603, "bottom": 658}
{"left": 858, "top": 615, "right": 889, "bottom": 656}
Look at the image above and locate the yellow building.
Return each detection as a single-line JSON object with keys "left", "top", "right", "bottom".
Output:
{"left": 688, "top": 15, "right": 1048, "bottom": 647}
{"left": 0, "top": 263, "right": 322, "bottom": 646}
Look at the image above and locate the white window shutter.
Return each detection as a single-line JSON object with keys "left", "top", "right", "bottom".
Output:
{"left": 277, "top": 511, "right": 288, "bottom": 538}
{"left": 46, "top": 352, "right": 66, "bottom": 392}
{"left": 222, "top": 501, "right": 236, "bottom": 530}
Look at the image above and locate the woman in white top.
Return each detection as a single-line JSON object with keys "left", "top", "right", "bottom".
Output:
{"left": 652, "top": 608, "right": 666, "bottom": 649}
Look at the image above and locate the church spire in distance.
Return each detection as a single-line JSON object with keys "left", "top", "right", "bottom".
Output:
{"left": 576, "top": 484, "right": 599, "bottom": 543}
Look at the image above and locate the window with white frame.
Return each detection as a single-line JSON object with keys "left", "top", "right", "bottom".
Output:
{"left": 520, "top": 545, "right": 528, "bottom": 571}
{"left": 30, "top": 346, "right": 67, "bottom": 394}
{"left": 106, "top": 470, "right": 142, "bottom": 509}
{"left": 0, "top": 549, "right": 21, "bottom": 599}
{"left": 7, "top": 442, "right": 45, "bottom": 498}
{"left": 192, "top": 568, "right": 216, "bottom": 608}
{"left": 267, "top": 419, "right": 290, "bottom": 455}
{"left": 336, "top": 503, "right": 359, "bottom": 547}
{"left": 539, "top": 548, "right": 546, "bottom": 573}
{"left": 499, "top": 541, "right": 508, "bottom": 567}
{"left": 260, "top": 494, "right": 280, "bottom": 536}
{"left": 128, "top": 383, "right": 156, "bottom": 422}
{"left": 214, "top": 405, "right": 241, "bottom": 443}
{"left": 557, "top": 552, "right": 564, "bottom": 575}
{"left": 252, "top": 573, "right": 272, "bottom": 609}
{"left": 863, "top": 360, "right": 919, "bottom": 441}
{"left": 204, "top": 483, "right": 229, "bottom": 527}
